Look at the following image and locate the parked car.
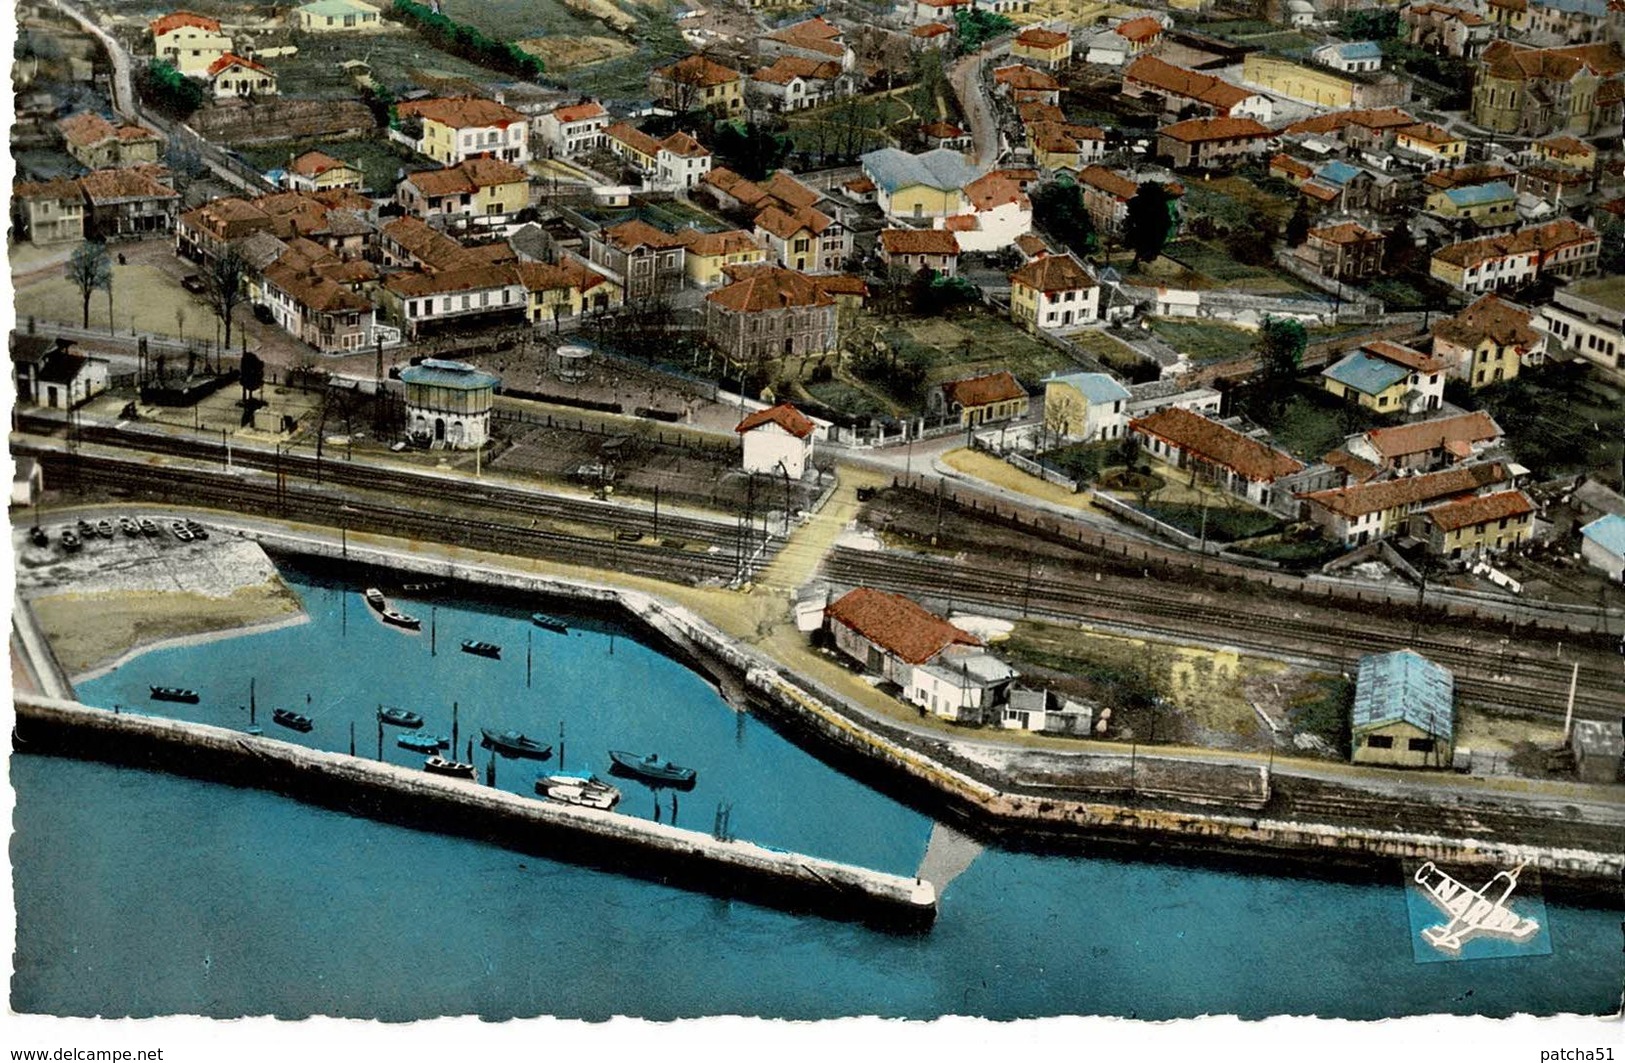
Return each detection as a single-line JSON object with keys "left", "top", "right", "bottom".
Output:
{"left": 181, "top": 275, "right": 207, "bottom": 294}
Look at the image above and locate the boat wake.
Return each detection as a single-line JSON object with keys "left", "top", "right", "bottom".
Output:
{"left": 916, "top": 822, "right": 983, "bottom": 893}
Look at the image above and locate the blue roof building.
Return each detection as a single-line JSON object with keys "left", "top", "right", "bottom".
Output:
{"left": 1579, "top": 513, "right": 1625, "bottom": 581}
{"left": 1321, "top": 349, "right": 1408, "bottom": 396}
{"left": 1334, "top": 41, "right": 1384, "bottom": 60}
{"left": 1351, "top": 650, "right": 1454, "bottom": 768}
{"left": 1442, "top": 181, "right": 1516, "bottom": 209}
{"left": 1314, "top": 160, "right": 1362, "bottom": 188}
{"left": 1043, "top": 371, "right": 1132, "bottom": 442}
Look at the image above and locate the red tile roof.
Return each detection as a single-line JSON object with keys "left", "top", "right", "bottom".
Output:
{"left": 880, "top": 228, "right": 961, "bottom": 255}
{"left": 1362, "top": 410, "right": 1503, "bottom": 461}
{"left": 706, "top": 267, "right": 835, "bottom": 313}
{"left": 825, "top": 587, "right": 981, "bottom": 665}
{"left": 1016, "top": 27, "right": 1071, "bottom": 49}
{"left": 1010, "top": 253, "right": 1093, "bottom": 292}
{"left": 1363, "top": 339, "right": 1446, "bottom": 374}
{"left": 943, "top": 370, "right": 1026, "bottom": 409}
{"left": 735, "top": 402, "right": 815, "bottom": 439}
{"left": 397, "top": 96, "right": 525, "bottom": 130}
{"left": 206, "top": 53, "right": 271, "bottom": 78}
{"left": 402, "top": 156, "right": 528, "bottom": 197}
{"left": 656, "top": 53, "right": 743, "bottom": 88}
{"left": 1077, "top": 164, "right": 1138, "bottom": 200}
{"left": 1431, "top": 293, "right": 1538, "bottom": 351}
{"left": 1424, "top": 489, "right": 1532, "bottom": 533}
{"left": 1479, "top": 39, "right": 1625, "bottom": 82}
{"left": 599, "top": 218, "right": 685, "bottom": 252}
{"left": 1159, "top": 116, "right": 1271, "bottom": 143}
{"left": 1301, "top": 462, "right": 1507, "bottom": 518}
{"left": 1125, "top": 56, "right": 1252, "bottom": 111}
{"left": 150, "top": 10, "right": 220, "bottom": 36}
{"left": 551, "top": 100, "right": 607, "bottom": 123}
{"left": 1308, "top": 221, "right": 1383, "bottom": 245}
{"left": 994, "top": 64, "right": 1061, "bottom": 91}
{"left": 1130, "top": 407, "right": 1304, "bottom": 482}
{"left": 1116, "top": 15, "right": 1163, "bottom": 41}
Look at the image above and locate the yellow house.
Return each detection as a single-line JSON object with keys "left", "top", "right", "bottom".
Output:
{"left": 1430, "top": 292, "right": 1536, "bottom": 387}
{"left": 285, "top": 150, "right": 365, "bottom": 192}
{"left": 940, "top": 371, "right": 1030, "bottom": 428}
{"left": 396, "top": 97, "right": 530, "bottom": 166}
{"left": 1412, "top": 489, "right": 1533, "bottom": 559}
{"left": 673, "top": 228, "right": 767, "bottom": 287}
{"left": 1319, "top": 342, "right": 1447, "bottom": 415}
{"left": 1424, "top": 179, "right": 1516, "bottom": 224}
{"left": 649, "top": 54, "right": 746, "bottom": 115}
{"left": 862, "top": 147, "right": 977, "bottom": 221}
{"left": 1534, "top": 134, "right": 1597, "bottom": 170}
{"left": 1010, "top": 253, "right": 1100, "bottom": 333}
{"left": 150, "top": 11, "right": 232, "bottom": 75}
{"left": 604, "top": 122, "right": 660, "bottom": 172}
{"left": 397, "top": 156, "right": 530, "bottom": 220}
{"left": 1395, "top": 122, "right": 1465, "bottom": 163}
{"left": 1010, "top": 27, "right": 1073, "bottom": 70}
{"left": 1350, "top": 650, "right": 1454, "bottom": 770}
{"left": 294, "top": 0, "right": 381, "bottom": 31}
{"left": 1042, "top": 371, "right": 1130, "bottom": 441}
{"left": 516, "top": 260, "right": 623, "bottom": 325}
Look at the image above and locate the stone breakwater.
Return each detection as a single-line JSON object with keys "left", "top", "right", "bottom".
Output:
{"left": 36, "top": 524, "right": 1625, "bottom": 895}
{"left": 12, "top": 696, "right": 938, "bottom": 932}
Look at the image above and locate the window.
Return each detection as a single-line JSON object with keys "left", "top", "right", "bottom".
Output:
{"left": 1407, "top": 737, "right": 1435, "bottom": 754}
{"left": 1365, "top": 734, "right": 1394, "bottom": 749}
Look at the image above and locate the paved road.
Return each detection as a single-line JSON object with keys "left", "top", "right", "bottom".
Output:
{"left": 949, "top": 43, "right": 1004, "bottom": 169}
{"left": 49, "top": 0, "right": 134, "bottom": 117}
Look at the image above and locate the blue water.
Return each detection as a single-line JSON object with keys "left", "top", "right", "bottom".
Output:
{"left": 12, "top": 562, "right": 1622, "bottom": 1019}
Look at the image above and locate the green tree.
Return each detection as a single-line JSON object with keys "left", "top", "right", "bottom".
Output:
{"left": 1339, "top": 8, "right": 1399, "bottom": 40}
{"left": 1255, "top": 316, "right": 1309, "bottom": 384}
{"left": 1031, "top": 180, "right": 1099, "bottom": 258}
{"left": 712, "top": 121, "right": 792, "bottom": 179}
{"left": 137, "top": 59, "right": 204, "bottom": 119}
{"left": 954, "top": 7, "right": 1015, "bottom": 52}
{"left": 65, "top": 241, "right": 111, "bottom": 329}
{"left": 1285, "top": 198, "right": 1312, "bottom": 248}
{"left": 1123, "top": 182, "right": 1175, "bottom": 264}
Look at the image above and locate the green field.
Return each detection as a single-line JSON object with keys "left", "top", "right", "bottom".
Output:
{"left": 1231, "top": 383, "right": 1385, "bottom": 463}
{"left": 235, "top": 136, "right": 416, "bottom": 196}
{"left": 872, "top": 309, "right": 1082, "bottom": 388}
{"left": 803, "top": 378, "right": 890, "bottom": 416}
{"left": 1162, "top": 240, "right": 1273, "bottom": 283}
{"left": 1141, "top": 501, "right": 1282, "bottom": 542}
{"left": 1463, "top": 363, "right": 1625, "bottom": 479}
{"left": 1145, "top": 317, "right": 1257, "bottom": 365}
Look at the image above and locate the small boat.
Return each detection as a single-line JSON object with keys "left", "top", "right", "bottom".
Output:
{"left": 424, "top": 756, "right": 476, "bottom": 780}
{"left": 481, "top": 728, "right": 552, "bottom": 759}
{"left": 271, "top": 708, "right": 314, "bottom": 732}
{"left": 377, "top": 706, "right": 425, "bottom": 728}
{"left": 381, "top": 608, "right": 422, "bottom": 630}
{"left": 29, "top": 527, "right": 48, "bottom": 547}
{"left": 138, "top": 518, "right": 160, "bottom": 537}
{"left": 530, "top": 613, "right": 569, "bottom": 634}
{"left": 364, "top": 588, "right": 387, "bottom": 612}
{"left": 149, "top": 685, "right": 200, "bottom": 703}
{"left": 60, "top": 529, "right": 82, "bottom": 552}
{"left": 118, "top": 516, "right": 140, "bottom": 537}
{"left": 536, "top": 772, "right": 621, "bottom": 810}
{"left": 95, "top": 519, "right": 115, "bottom": 539}
{"left": 397, "top": 733, "right": 449, "bottom": 753}
{"left": 461, "top": 640, "right": 501, "bottom": 658}
{"left": 608, "top": 750, "right": 697, "bottom": 786}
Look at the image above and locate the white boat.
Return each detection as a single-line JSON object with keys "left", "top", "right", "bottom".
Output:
{"left": 535, "top": 772, "right": 621, "bottom": 810}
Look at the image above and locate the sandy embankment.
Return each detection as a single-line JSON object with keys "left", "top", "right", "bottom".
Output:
{"left": 19, "top": 535, "right": 308, "bottom": 679}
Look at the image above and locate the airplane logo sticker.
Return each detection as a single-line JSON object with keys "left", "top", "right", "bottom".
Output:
{"left": 1412, "top": 861, "right": 1542, "bottom": 954}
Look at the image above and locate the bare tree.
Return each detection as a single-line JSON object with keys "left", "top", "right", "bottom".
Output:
{"left": 203, "top": 246, "right": 249, "bottom": 350}
{"left": 65, "top": 240, "right": 112, "bottom": 329}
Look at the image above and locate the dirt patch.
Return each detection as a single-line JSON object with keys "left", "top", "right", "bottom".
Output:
{"left": 34, "top": 582, "right": 305, "bottom": 677}
{"left": 517, "top": 34, "right": 636, "bottom": 69}
{"left": 189, "top": 98, "right": 376, "bottom": 144}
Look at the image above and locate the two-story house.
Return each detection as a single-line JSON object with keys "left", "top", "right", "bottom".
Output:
{"left": 536, "top": 100, "right": 609, "bottom": 159}
{"left": 586, "top": 219, "right": 687, "bottom": 301}
{"left": 396, "top": 96, "right": 531, "bottom": 165}
{"left": 1320, "top": 340, "right": 1447, "bottom": 415}
{"left": 397, "top": 156, "right": 530, "bottom": 223}
{"left": 1432, "top": 292, "right": 1541, "bottom": 386}
{"left": 1009, "top": 253, "right": 1100, "bottom": 333}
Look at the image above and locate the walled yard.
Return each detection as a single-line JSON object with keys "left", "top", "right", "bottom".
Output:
{"left": 234, "top": 135, "right": 418, "bottom": 196}
{"left": 1144, "top": 317, "right": 1257, "bottom": 365}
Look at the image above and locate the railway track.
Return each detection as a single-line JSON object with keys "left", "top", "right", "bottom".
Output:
{"left": 824, "top": 547, "right": 1623, "bottom": 721}
{"left": 26, "top": 420, "right": 748, "bottom": 553}
{"left": 30, "top": 448, "right": 745, "bottom": 585}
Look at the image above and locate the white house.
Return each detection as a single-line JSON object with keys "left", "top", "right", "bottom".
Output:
{"left": 1579, "top": 514, "right": 1625, "bottom": 582}
{"left": 207, "top": 54, "right": 278, "bottom": 98}
{"left": 536, "top": 100, "right": 609, "bottom": 159}
{"left": 735, "top": 402, "right": 815, "bottom": 480}
{"left": 938, "top": 170, "right": 1032, "bottom": 254}
{"left": 1043, "top": 371, "right": 1131, "bottom": 442}
{"left": 1312, "top": 41, "right": 1383, "bottom": 73}
{"left": 999, "top": 686, "right": 1094, "bottom": 734}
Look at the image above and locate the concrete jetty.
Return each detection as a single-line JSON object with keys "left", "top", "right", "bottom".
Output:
{"left": 13, "top": 696, "right": 938, "bottom": 932}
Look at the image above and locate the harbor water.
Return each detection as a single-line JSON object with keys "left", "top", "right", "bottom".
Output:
{"left": 13, "top": 560, "right": 1620, "bottom": 1020}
